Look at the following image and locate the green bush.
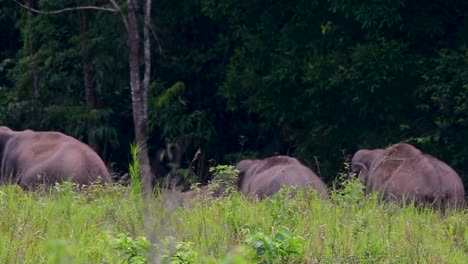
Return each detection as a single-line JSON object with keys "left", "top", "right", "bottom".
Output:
{"left": 244, "top": 227, "right": 304, "bottom": 263}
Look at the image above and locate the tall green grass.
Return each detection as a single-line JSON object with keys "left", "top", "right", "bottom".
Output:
{"left": 0, "top": 154, "right": 466, "bottom": 263}
{"left": 0, "top": 182, "right": 466, "bottom": 263}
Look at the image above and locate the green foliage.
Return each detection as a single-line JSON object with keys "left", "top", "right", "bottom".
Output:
{"left": 329, "top": 0, "right": 406, "bottom": 31}
{"left": 244, "top": 227, "right": 305, "bottom": 263}
{"left": 331, "top": 163, "right": 366, "bottom": 206}
{"left": 0, "top": 183, "right": 467, "bottom": 263}
{"left": 110, "top": 233, "right": 199, "bottom": 264}
{"left": 210, "top": 164, "right": 236, "bottom": 174}
{"left": 3, "top": 0, "right": 468, "bottom": 186}
{"left": 149, "top": 80, "right": 216, "bottom": 146}
{"left": 207, "top": 164, "right": 239, "bottom": 197}
{"left": 110, "top": 233, "right": 149, "bottom": 264}
{"left": 153, "top": 81, "right": 186, "bottom": 108}
{"left": 129, "top": 143, "right": 142, "bottom": 200}
{"left": 163, "top": 240, "right": 198, "bottom": 264}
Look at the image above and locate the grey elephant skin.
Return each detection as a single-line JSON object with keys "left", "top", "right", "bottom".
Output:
{"left": 236, "top": 156, "right": 328, "bottom": 199}
{"left": 351, "top": 143, "right": 465, "bottom": 209}
{"left": 0, "top": 126, "right": 112, "bottom": 189}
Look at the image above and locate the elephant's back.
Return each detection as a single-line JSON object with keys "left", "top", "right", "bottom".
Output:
{"left": 58, "top": 141, "right": 112, "bottom": 184}
{"left": 24, "top": 132, "right": 112, "bottom": 184}
{"left": 254, "top": 156, "right": 301, "bottom": 174}
{"left": 374, "top": 144, "right": 465, "bottom": 208}
{"left": 369, "top": 144, "right": 421, "bottom": 186}
{"left": 11, "top": 131, "right": 75, "bottom": 159}
{"left": 243, "top": 162, "right": 326, "bottom": 198}
{"left": 272, "top": 164, "right": 327, "bottom": 194}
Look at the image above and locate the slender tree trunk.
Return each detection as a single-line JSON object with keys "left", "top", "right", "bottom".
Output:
{"left": 143, "top": 0, "right": 151, "bottom": 104}
{"left": 77, "top": 0, "right": 98, "bottom": 151}
{"left": 26, "top": 0, "right": 40, "bottom": 99}
{"left": 127, "top": 0, "right": 152, "bottom": 196}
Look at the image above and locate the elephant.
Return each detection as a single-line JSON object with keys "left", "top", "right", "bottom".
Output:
{"left": 178, "top": 156, "right": 328, "bottom": 204}
{"left": 236, "top": 155, "right": 328, "bottom": 199}
{"left": 351, "top": 143, "right": 465, "bottom": 209}
{"left": 0, "top": 126, "right": 112, "bottom": 189}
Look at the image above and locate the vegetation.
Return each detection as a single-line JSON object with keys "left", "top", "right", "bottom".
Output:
{"left": 0, "top": 156, "right": 465, "bottom": 263}
{"left": 1, "top": 2, "right": 467, "bottom": 260}
{"left": 1, "top": 0, "right": 467, "bottom": 187}
{"left": 0, "top": 179, "right": 466, "bottom": 263}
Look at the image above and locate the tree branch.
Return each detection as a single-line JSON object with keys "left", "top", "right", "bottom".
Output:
{"left": 107, "top": 0, "right": 128, "bottom": 30}
{"left": 14, "top": 0, "right": 119, "bottom": 14}
{"left": 146, "top": 22, "right": 164, "bottom": 56}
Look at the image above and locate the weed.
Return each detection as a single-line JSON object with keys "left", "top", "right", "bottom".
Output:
{"left": 110, "top": 233, "right": 149, "bottom": 264}
{"left": 109, "top": 233, "right": 199, "bottom": 264}
{"left": 129, "top": 142, "right": 142, "bottom": 201}
{"left": 163, "top": 240, "right": 198, "bottom": 264}
{"left": 205, "top": 164, "right": 239, "bottom": 197}
{"left": 331, "top": 163, "right": 365, "bottom": 206}
{"left": 244, "top": 226, "right": 304, "bottom": 263}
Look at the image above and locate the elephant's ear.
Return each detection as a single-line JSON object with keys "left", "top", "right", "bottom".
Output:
{"left": 352, "top": 162, "right": 369, "bottom": 184}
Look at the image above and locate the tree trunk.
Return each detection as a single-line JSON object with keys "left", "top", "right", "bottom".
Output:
{"left": 77, "top": 0, "right": 98, "bottom": 151}
{"left": 127, "top": 0, "right": 152, "bottom": 196}
{"left": 143, "top": 0, "right": 151, "bottom": 102}
{"left": 26, "top": 0, "right": 40, "bottom": 99}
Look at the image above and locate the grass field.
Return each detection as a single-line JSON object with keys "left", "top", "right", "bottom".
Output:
{"left": 0, "top": 177, "right": 466, "bottom": 264}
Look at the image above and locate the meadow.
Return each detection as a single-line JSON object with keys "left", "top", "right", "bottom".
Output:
{"left": 0, "top": 176, "right": 466, "bottom": 264}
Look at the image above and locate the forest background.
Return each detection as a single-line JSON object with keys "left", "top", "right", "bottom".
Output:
{"left": 1, "top": 0, "right": 467, "bottom": 189}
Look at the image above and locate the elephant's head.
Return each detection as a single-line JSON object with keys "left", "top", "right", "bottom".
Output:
{"left": 350, "top": 149, "right": 384, "bottom": 184}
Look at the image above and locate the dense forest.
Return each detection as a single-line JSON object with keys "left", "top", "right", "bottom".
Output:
{"left": 1, "top": 0, "right": 467, "bottom": 189}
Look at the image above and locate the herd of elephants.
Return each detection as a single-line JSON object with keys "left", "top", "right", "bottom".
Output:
{"left": 0, "top": 126, "right": 465, "bottom": 210}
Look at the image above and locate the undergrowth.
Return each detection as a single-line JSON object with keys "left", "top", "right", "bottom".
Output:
{"left": 0, "top": 163, "right": 466, "bottom": 263}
